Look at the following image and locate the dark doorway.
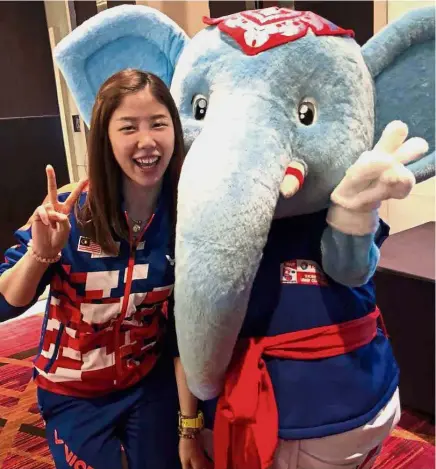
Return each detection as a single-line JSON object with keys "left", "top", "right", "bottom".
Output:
{"left": 294, "top": 1, "right": 373, "bottom": 45}
{"left": 0, "top": 1, "right": 69, "bottom": 254}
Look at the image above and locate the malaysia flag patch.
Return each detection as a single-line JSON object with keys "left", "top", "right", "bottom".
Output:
{"left": 78, "top": 236, "right": 102, "bottom": 255}
{"left": 281, "top": 259, "right": 328, "bottom": 286}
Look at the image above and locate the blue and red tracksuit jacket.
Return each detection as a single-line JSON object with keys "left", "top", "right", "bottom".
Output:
{"left": 0, "top": 183, "right": 177, "bottom": 398}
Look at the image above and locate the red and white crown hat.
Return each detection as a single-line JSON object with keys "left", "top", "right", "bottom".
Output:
{"left": 203, "top": 7, "right": 355, "bottom": 56}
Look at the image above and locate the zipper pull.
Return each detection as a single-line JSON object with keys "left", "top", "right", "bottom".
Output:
{"left": 166, "top": 255, "right": 175, "bottom": 266}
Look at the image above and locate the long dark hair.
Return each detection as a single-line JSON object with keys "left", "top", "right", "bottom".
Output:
{"left": 76, "top": 69, "right": 185, "bottom": 255}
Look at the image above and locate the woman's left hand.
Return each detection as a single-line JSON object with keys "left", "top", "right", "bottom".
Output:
{"left": 179, "top": 437, "right": 213, "bottom": 469}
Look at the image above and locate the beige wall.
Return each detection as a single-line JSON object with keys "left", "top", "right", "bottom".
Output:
{"left": 376, "top": 1, "right": 435, "bottom": 233}
{"left": 388, "top": 0, "right": 435, "bottom": 21}
{"left": 136, "top": 1, "right": 210, "bottom": 37}
{"left": 44, "top": 1, "right": 88, "bottom": 183}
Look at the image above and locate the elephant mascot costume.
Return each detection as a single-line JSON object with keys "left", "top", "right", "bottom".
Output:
{"left": 54, "top": 5, "right": 435, "bottom": 469}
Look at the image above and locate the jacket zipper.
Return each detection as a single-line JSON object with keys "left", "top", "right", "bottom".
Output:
{"left": 114, "top": 212, "right": 155, "bottom": 386}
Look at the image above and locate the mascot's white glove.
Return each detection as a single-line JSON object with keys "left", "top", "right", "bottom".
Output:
{"left": 327, "top": 121, "right": 429, "bottom": 235}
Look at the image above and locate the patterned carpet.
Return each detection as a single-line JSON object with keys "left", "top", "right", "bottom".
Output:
{"left": 0, "top": 315, "right": 53, "bottom": 468}
{"left": 0, "top": 314, "right": 434, "bottom": 469}
{"left": 373, "top": 410, "right": 435, "bottom": 469}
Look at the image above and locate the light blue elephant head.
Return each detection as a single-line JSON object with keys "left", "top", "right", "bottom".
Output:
{"left": 55, "top": 5, "right": 435, "bottom": 399}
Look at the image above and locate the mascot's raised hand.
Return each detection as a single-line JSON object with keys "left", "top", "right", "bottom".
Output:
{"left": 328, "top": 120, "right": 429, "bottom": 235}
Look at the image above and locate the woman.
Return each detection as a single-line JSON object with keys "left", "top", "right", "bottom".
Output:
{"left": 0, "top": 69, "right": 210, "bottom": 469}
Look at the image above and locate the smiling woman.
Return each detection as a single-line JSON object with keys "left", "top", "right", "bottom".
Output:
{"left": 0, "top": 69, "right": 211, "bottom": 469}
{"left": 77, "top": 69, "right": 185, "bottom": 255}
{"left": 109, "top": 90, "right": 175, "bottom": 183}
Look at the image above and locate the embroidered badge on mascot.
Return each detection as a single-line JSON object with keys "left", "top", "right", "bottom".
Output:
{"left": 203, "top": 7, "right": 354, "bottom": 56}
{"left": 281, "top": 259, "right": 328, "bottom": 287}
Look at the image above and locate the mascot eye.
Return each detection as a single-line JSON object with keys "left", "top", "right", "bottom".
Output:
{"left": 298, "top": 100, "right": 316, "bottom": 126}
{"left": 192, "top": 95, "right": 208, "bottom": 120}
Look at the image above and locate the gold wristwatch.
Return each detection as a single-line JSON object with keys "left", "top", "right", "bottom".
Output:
{"left": 178, "top": 410, "right": 204, "bottom": 430}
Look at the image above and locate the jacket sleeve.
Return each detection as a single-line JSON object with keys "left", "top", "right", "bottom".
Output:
{"left": 0, "top": 224, "right": 54, "bottom": 322}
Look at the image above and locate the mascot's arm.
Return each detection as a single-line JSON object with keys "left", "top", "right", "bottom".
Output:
{"left": 321, "top": 228, "right": 380, "bottom": 287}
{"left": 322, "top": 120, "right": 428, "bottom": 287}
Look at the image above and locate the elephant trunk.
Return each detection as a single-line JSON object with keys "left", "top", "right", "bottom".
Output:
{"left": 174, "top": 94, "right": 291, "bottom": 399}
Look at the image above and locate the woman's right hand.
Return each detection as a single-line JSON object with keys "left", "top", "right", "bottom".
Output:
{"left": 31, "top": 165, "right": 86, "bottom": 259}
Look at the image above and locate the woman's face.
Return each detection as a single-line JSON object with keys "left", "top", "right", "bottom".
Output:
{"left": 108, "top": 86, "right": 175, "bottom": 190}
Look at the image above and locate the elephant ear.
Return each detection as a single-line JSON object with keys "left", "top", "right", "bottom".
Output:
{"left": 362, "top": 7, "right": 435, "bottom": 183}
{"left": 54, "top": 4, "right": 189, "bottom": 126}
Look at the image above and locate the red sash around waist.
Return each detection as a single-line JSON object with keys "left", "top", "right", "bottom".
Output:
{"left": 214, "top": 308, "right": 383, "bottom": 469}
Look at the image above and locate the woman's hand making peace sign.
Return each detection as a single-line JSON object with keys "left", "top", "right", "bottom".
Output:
{"left": 31, "top": 165, "right": 87, "bottom": 259}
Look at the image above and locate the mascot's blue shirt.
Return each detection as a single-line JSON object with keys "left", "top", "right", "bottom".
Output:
{"left": 204, "top": 210, "right": 399, "bottom": 439}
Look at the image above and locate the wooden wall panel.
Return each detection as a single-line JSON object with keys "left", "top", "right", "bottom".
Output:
{"left": 74, "top": 1, "right": 136, "bottom": 27}
{"left": 0, "top": 2, "right": 68, "bottom": 255}
{"left": 108, "top": 1, "right": 136, "bottom": 8}
{"left": 294, "top": 1, "right": 373, "bottom": 46}
{"left": 209, "top": 1, "right": 248, "bottom": 17}
{"left": 0, "top": 1, "right": 59, "bottom": 118}
{"left": 74, "top": 1, "right": 98, "bottom": 26}
{"left": 0, "top": 117, "right": 70, "bottom": 253}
